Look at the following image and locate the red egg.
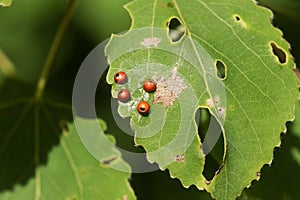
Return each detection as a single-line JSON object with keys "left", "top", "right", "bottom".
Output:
{"left": 137, "top": 101, "right": 150, "bottom": 115}
{"left": 117, "top": 89, "right": 131, "bottom": 103}
{"left": 114, "top": 71, "right": 127, "bottom": 84}
{"left": 143, "top": 80, "right": 156, "bottom": 93}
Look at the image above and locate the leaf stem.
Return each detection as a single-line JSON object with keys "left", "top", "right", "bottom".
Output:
{"left": 35, "top": 0, "right": 78, "bottom": 100}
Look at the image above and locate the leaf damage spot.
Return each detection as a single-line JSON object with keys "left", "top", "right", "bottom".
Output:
{"left": 123, "top": 195, "right": 128, "bottom": 200}
{"left": 256, "top": 172, "right": 261, "bottom": 176}
{"left": 168, "top": 17, "right": 185, "bottom": 42}
{"left": 206, "top": 97, "right": 226, "bottom": 117}
{"left": 233, "top": 14, "right": 247, "bottom": 28}
{"left": 167, "top": 3, "right": 174, "bottom": 8}
{"left": 206, "top": 96, "right": 220, "bottom": 108}
{"left": 206, "top": 98, "right": 214, "bottom": 107}
{"left": 103, "top": 157, "right": 117, "bottom": 165}
{"left": 205, "top": 180, "right": 211, "bottom": 185}
{"left": 217, "top": 107, "right": 226, "bottom": 118}
{"left": 152, "top": 67, "right": 187, "bottom": 107}
{"left": 215, "top": 60, "right": 226, "bottom": 79}
{"left": 173, "top": 154, "right": 185, "bottom": 163}
{"left": 293, "top": 68, "right": 300, "bottom": 82}
{"left": 141, "top": 37, "right": 161, "bottom": 47}
{"left": 270, "top": 42, "right": 287, "bottom": 64}
{"left": 159, "top": 2, "right": 165, "bottom": 8}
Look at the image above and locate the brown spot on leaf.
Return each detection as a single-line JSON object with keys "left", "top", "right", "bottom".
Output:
{"left": 159, "top": 2, "right": 165, "bottom": 8}
{"left": 293, "top": 68, "right": 300, "bottom": 82}
{"left": 167, "top": 2, "right": 174, "bottom": 8}
{"left": 173, "top": 154, "right": 185, "bottom": 163}
{"left": 153, "top": 67, "right": 187, "bottom": 107}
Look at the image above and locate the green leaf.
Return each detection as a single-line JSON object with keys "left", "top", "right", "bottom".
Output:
{"left": 106, "top": 0, "right": 299, "bottom": 199}
{"left": 0, "top": 49, "right": 15, "bottom": 86}
{"left": 0, "top": 116, "right": 134, "bottom": 199}
{"left": 0, "top": 0, "right": 12, "bottom": 7}
{"left": 0, "top": 78, "right": 135, "bottom": 199}
{"left": 0, "top": 0, "right": 67, "bottom": 83}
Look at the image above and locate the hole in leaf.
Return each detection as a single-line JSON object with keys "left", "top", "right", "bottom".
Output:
{"left": 270, "top": 42, "right": 286, "bottom": 64}
{"left": 215, "top": 60, "right": 226, "bottom": 79}
{"left": 168, "top": 18, "right": 185, "bottom": 42}
{"left": 233, "top": 15, "right": 247, "bottom": 28}
{"left": 196, "top": 108, "right": 224, "bottom": 181}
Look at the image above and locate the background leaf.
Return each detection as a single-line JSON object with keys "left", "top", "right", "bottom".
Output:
{"left": 0, "top": 49, "right": 15, "bottom": 86}
{"left": 0, "top": 0, "right": 136, "bottom": 199}
{"left": 0, "top": 0, "right": 12, "bottom": 7}
{"left": 0, "top": 118, "right": 135, "bottom": 199}
{"left": 106, "top": 0, "right": 299, "bottom": 199}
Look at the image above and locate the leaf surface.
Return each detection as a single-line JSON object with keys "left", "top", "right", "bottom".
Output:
{"left": 106, "top": 0, "right": 299, "bottom": 199}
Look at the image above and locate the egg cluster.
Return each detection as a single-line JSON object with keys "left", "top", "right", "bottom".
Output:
{"left": 114, "top": 71, "right": 156, "bottom": 116}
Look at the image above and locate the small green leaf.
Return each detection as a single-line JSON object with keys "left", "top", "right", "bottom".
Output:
{"left": 0, "top": 49, "right": 15, "bottom": 86}
{"left": 0, "top": 0, "right": 12, "bottom": 7}
{"left": 0, "top": 80, "right": 135, "bottom": 199}
{"left": 106, "top": 0, "right": 299, "bottom": 199}
{"left": 0, "top": 119, "right": 135, "bottom": 199}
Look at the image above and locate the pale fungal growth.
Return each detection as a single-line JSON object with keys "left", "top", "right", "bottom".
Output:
{"left": 141, "top": 37, "right": 161, "bottom": 47}
{"left": 206, "top": 98, "right": 214, "bottom": 107}
{"left": 206, "top": 97, "right": 226, "bottom": 118}
{"left": 152, "top": 67, "right": 187, "bottom": 107}
{"left": 217, "top": 107, "right": 226, "bottom": 118}
{"left": 173, "top": 154, "right": 185, "bottom": 163}
{"left": 256, "top": 172, "right": 261, "bottom": 177}
{"left": 206, "top": 96, "right": 220, "bottom": 107}
{"left": 214, "top": 96, "right": 220, "bottom": 105}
